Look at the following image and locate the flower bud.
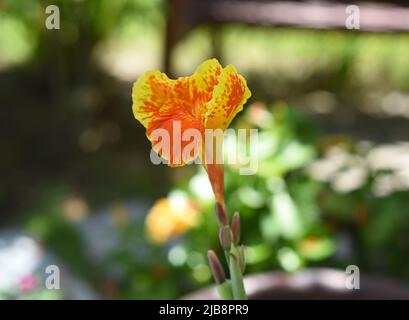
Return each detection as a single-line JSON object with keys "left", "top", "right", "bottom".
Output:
{"left": 215, "top": 203, "right": 228, "bottom": 226}
{"left": 219, "top": 226, "right": 232, "bottom": 251}
{"left": 207, "top": 250, "right": 225, "bottom": 284}
{"left": 231, "top": 212, "right": 240, "bottom": 245}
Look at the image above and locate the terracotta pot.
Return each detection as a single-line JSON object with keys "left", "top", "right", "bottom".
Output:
{"left": 182, "top": 268, "right": 409, "bottom": 300}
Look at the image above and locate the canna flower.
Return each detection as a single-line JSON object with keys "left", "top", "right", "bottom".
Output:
{"left": 132, "top": 59, "right": 251, "bottom": 205}
{"left": 132, "top": 59, "right": 250, "bottom": 299}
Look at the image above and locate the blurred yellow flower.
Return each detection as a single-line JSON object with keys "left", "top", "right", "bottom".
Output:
{"left": 145, "top": 194, "right": 199, "bottom": 244}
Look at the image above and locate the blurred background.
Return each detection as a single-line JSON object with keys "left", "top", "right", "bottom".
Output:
{"left": 1, "top": 0, "right": 409, "bottom": 299}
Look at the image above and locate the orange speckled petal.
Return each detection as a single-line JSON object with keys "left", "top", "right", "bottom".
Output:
{"left": 194, "top": 58, "right": 223, "bottom": 91}
{"left": 204, "top": 65, "right": 251, "bottom": 130}
{"left": 169, "top": 59, "right": 223, "bottom": 119}
{"left": 132, "top": 59, "right": 223, "bottom": 129}
{"left": 132, "top": 59, "right": 225, "bottom": 167}
{"left": 147, "top": 110, "right": 204, "bottom": 167}
{"left": 132, "top": 70, "right": 175, "bottom": 128}
{"left": 188, "top": 58, "right": 222, "bottom": 117}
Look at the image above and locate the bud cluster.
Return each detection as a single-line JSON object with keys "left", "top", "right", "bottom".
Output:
{"left": 208, "top": 203, "right": 246, "bottom": 299}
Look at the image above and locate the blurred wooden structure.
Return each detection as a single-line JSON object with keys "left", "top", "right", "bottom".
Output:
{"left": 165, "top": 0, "right": 409, "bottom": 74}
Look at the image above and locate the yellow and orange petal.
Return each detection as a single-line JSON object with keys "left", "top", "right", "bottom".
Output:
{"left": 146, "top": 109, "right": 203, "bottom": 166}
{"left": 132, "top": 70, "right": 175, "bottom": 128}
{"left": 132, "top": 59, "right": 222, "bottom": 129}
{"left": 132, "top": 58, "right": 251, "bottom": 167}
{"left": 145, "top": 196, "right": 199, "bottom": 245}
{"left": 205, "top": 65, "right": 251, "bottom": 130}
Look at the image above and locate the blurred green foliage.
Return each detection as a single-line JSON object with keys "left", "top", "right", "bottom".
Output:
{"left": 22, "top": 103, "right": 409, "bottom": 299}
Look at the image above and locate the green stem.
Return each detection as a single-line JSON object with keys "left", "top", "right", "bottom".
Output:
{"left": 217, "top": 280, "right": 233, "bottom": 300}
{"left": 229, "top": 245, "right": 247, "bottom": 300}
{"left": 224, "top": 250, "right": 230, "bottom": 265}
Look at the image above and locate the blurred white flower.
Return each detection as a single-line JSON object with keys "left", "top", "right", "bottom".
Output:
{"left": 0, "top": 236, "right": 42, "bottom": 292}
